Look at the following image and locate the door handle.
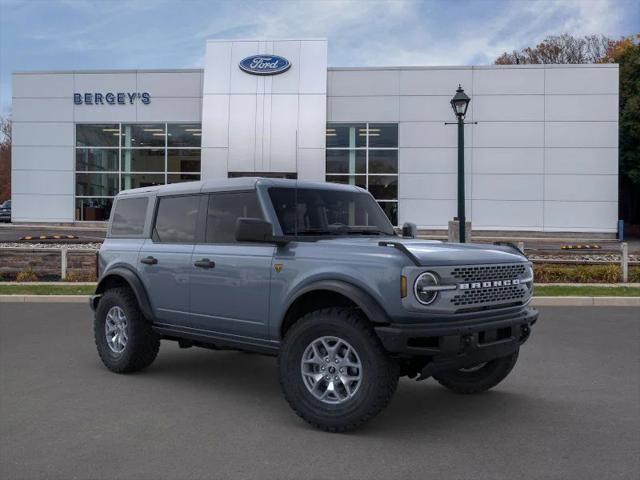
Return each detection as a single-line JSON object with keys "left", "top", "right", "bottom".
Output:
{"left": 140, "top": 256, "right": 158, "bottom": 265}
{"left": 194, "top": 258, "right": 215, "bottom": 269}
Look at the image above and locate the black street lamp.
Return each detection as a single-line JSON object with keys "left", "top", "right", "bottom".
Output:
{"left": 450, "top": 85, "right": 471, "bottom": 243}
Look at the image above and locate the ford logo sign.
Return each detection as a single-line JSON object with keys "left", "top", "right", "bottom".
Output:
{"left": 239, "top": 55, "right": 291, "bottom": 75}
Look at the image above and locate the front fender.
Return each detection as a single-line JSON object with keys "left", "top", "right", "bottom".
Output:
{"left": 282, "top": 278, "right": 392, "bottom": 326}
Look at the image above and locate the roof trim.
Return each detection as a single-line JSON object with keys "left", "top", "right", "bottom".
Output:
{"left": 13, "top": 69, "right": 204, "bottom": 75}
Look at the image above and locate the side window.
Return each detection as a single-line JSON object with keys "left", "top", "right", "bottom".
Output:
{"left": 205, "top": 191, "right": 263, "bottom": 244}
{"left": 110, "top": 197, "right": 148, "bottom": 236}
{"left": 153, "top": 195, "right": 200, "bottom": 243}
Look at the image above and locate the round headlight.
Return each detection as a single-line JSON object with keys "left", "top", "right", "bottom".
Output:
{"left": 414, "top": 272, "right": 440, "bottom": 305}
{"left": 525, "top": 264, "right": 534, "bottom": 292}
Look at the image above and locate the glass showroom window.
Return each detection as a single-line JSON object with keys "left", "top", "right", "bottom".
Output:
{"left": 75, "top": 123, "right": 202, "bottom": 221}
{"left": 325, "top": 123, "right": 398, "bottom": 225}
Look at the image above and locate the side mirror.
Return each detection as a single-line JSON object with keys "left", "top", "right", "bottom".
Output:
{"left": 235, "top": 217, "right": 274, "bottom": 243}
{"left": 402, "top": 222, "right": 417, "bottom": 239}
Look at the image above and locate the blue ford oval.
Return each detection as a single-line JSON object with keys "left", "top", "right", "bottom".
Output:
{"left": 239, "top": 55, "right": 291, "bottom": 75}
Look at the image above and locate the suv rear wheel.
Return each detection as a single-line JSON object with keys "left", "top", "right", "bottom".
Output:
{"left": 278, "top": 307, "right": 399, "bottom": 432}
{"left": 433, "top": 349, "right": 519, "bottom": 394}
{"left": 94, "top": 287, "right": 160, "bottom": 373}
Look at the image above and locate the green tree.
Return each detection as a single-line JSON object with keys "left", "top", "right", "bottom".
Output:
{"left": 0, "top": 116, "right": 11, "bottom": 203}
{"left": 496, "top": 33, "right": 640, "bottom": 226}
{"left": 602, "top": 35, "right": 640, "bottom": 225}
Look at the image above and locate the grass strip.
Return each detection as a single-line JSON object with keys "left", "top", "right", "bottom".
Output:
{"left": 0, "top": 284, "right": 96, "bottom": 295}
{"left": 534, "top": 285, "right": 640, "bottom": 297}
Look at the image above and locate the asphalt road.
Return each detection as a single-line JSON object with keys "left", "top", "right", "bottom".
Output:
{"left": 1, "top": 304, "right": 638, "bottom": 480}
{"left": 0, "top": 225, "right": 106, "bottom": 243}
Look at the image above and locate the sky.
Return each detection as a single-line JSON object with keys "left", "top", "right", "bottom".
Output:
{"left": 0, "top": 0, "right": 638, "bottom": 116}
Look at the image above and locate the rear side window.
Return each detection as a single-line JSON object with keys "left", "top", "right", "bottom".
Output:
{"left": 110, "top": 197, "right": 148, "bottom": 236}
{"left": 205, "top": 192, "right": 263, "bottom": 243}
{"left": 153, "top": 195, "right": 200, "bottom": 243}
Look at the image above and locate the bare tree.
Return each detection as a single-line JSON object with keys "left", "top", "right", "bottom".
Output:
{"left": 495, "top": 34, "right": 611, "bottom": 64}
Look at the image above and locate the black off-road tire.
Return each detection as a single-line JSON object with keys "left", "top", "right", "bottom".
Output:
{"left": 94, "top": 287, "right": 160, "bottom": 373}
{"left": 278, "top": 307, "right": 399, "bottom": 432}
{"left": 433, "top": 349, "right": 519, "bottom": 394}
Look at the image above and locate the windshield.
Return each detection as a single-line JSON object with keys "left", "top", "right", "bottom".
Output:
{"left": 268, "top": 187, "right": 395, "bottom": 236}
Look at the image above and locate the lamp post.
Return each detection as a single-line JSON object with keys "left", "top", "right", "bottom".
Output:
{"left": 450, "top": 85, "right": 471, "bottom": 243}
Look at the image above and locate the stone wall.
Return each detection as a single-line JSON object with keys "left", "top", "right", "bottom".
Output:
{"left": 0, "top": 248, "right": 97, "bottom": 281}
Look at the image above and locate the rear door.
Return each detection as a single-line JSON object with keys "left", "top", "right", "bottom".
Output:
{"left": 139, "top": 194, "right": 202, "bottom": 326}
{"left": 189, "top": 191, "right": 274, "bottom": 339}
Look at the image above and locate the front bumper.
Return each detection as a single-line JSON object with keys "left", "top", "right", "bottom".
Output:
{"left": 375, "top": 307, "right": 538, "bottom": 373}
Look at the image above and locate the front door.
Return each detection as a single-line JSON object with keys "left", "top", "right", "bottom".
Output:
{"left": 139, "top": 194, "right": 201, "bottom": 326}
{"left": 190, "top": 191, "right": 274, "bottom": 339}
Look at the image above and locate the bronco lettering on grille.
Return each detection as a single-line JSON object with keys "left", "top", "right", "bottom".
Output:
{"left": 458, "top": 279, "right": 520, "bottom": 290}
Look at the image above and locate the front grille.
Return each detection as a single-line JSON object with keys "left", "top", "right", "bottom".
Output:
{"left": 451, "top": 284, "right": 527, "bottom": 307}
{"left": 451, "top": 264, "right": 527, "bottom": 282}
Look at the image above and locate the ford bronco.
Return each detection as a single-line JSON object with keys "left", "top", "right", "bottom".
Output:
{"left": 91, "top": 178, "right": 537, "bottom": 432}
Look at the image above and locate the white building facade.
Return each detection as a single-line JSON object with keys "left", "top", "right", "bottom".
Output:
{"left": 11, "top": 39, "right": 619, "bottom": 233}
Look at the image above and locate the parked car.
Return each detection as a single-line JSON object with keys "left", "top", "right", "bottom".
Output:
{"left": 91, "top": 178, "right": 538, "bottom": 432}
{"left": 0, "top": 199, "right": 11, "bottom": 222}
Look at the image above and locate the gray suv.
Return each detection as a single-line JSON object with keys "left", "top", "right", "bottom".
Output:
{"left": 91, "top": 178, "right": 537, "bottom": 432}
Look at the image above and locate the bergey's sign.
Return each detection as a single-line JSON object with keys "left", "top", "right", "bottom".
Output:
{"left": 239, "top": 55, "right": 291, "bottom": 75}
{"left": 74, "top": 92, "right": 151, "bottom": 105}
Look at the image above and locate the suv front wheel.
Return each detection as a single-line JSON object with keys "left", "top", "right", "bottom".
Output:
{"left": 94, "top": 287, "right": 160, "bottom": 373}
{"left": 278, "top": 307, "right": 399, "bottom": 432}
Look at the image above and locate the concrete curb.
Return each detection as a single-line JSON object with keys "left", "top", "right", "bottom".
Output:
{"left": 1, "top": 295, "right": 639, "bottom": 306}
{"left": 531, "top": 297, "right": 640, "bottom": 306}
{"left": 0, "top": 282, "right": 96, "bottom": 286}
{"left": 0, "top": 295, "right": 90, "bottom": 303}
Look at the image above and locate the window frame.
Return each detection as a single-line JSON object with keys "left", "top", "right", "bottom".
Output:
{"left": 107, "top": 196, "right": 150, "bottom": 238}
{"left": 74, "top": 122, "right": 202, "bottom": 222}
{"left": 325, "top": 122, "right": 399, "bottom": 225}
{"left": 150, "top": 194, "right": 205, "bottom": 245}
{"left": 202, "top": 190, "right": 266, "bottom": 245}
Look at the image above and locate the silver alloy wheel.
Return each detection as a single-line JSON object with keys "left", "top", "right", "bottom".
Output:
{"left": 105, "top": 306, "right": 128, "bottom": 354}
{"left": 300, "top": 336, "right": 363, "bottom": 405}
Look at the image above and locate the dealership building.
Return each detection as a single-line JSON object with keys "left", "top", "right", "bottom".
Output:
{"left": 11, "top": 39, "right": 619, "bottom": 233}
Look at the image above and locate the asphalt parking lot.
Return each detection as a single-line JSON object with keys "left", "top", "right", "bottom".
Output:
{"left": 1, "top": 304, "right": 638, "bottom": 480}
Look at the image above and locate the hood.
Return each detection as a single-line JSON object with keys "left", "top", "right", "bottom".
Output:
{"left": 315, "top": 237, "right": 526, "bottom": 266}
{"left": 397, "top": 239, "right": 526, "bottom": 266}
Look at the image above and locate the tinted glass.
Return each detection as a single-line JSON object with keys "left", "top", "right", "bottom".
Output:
{"left": 121, "top": 124, "right": 165, "bottom": 147}
{"left": 167, "top": 174, "right": 201, "bottom": 184}
{"left": 76, "top": 124, "right": 120, "bottom": 147}
{"left": 368, "top": 150, "right": 398, "bottom": 173}
{"left": 121, "top": 173, "right": 165, "bottom": 190}
{"left": 75, "top": 198, "right": 113, "bottom": 221}
{"left": 75, "top": 148, "right": 118, "bottom": 171}
{"left": 76, "top": 173, "right": 119, "bottom": 196}
{"left": 368, "top": 175, "right": 398, "bottom": 200}
{"left": 153, "top": 195, "right": 200, "bottom": 243}
{"left": 268, "top": 187, "right": 394, "bottom": 236}
{"left": 205, "top": 192, "right": 263, "bottom": 244}
{"left": 326, "top": 150, "right": 366, "bottom": 174}
{"left": 326, "top": 123, "right": 366, "bottom": 148}
{"left": 121, "top": 149, "right": 165, "bottom": 172}
{"left": 368, "top": 124, "right": 398, "bottom": 148}
{"left": 168, "top": 124, "right": 202, "bottom": 147}
{"left": 110, "top": 197, "right": 148, "bottom": 236}
{"left": 377, "top": 202, "right": 398, "bottom": 226}
{"left": 167, "top": 149, "right": 200, "bottom": 172}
